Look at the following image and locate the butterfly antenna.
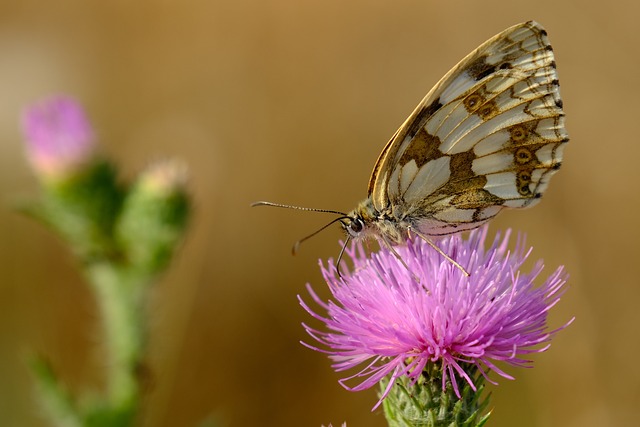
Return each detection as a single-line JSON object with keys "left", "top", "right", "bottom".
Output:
{"left": 251, "top": 201, "right": 352, "bottom": 255}
{"left": 292, "top": 216, "right": 351, "bottom": 255}
{"left": 251, "top": 201, "right": 347, "bottom": 217}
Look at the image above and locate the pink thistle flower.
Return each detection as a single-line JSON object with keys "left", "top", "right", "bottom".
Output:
{"left": 21, "top": 96, "right": 96, "bottom": 180}
{"left": 300, "top": 226, "right": 570, "bottom": 410}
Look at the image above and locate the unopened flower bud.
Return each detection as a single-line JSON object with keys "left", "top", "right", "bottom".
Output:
{"left": 21, "top": 96, "right": 97, "bottom": 181}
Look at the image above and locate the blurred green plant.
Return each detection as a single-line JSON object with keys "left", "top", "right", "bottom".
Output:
{"left": 20, "top": 96, "right": 190, "bottom": 427}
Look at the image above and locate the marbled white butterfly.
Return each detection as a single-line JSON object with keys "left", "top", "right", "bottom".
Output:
{"left": 254, "top": 21, "right": 567, "bottom": 274}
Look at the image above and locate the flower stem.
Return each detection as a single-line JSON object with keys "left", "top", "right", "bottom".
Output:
{"left": 87, "top": 263, "right": 147, "bottom": 424}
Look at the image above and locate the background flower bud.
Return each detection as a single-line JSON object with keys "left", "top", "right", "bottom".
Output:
{"left": 21, "top": 96, "right": 97, "bottom": 181}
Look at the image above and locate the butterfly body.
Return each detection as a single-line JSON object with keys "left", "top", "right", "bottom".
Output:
{"left": 344, "top": 195, "right": 496, "bottom": 245}
{"left": 342, "top": 21, "right": 567, "bottom": 247}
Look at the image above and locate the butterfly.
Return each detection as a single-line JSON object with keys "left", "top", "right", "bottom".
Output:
{"left": 253, "top": 21, "right": 567, "bottom": 275}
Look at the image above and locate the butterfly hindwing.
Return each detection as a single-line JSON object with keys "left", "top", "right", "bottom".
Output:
{"left": 367, "top": 21, "right": 567, "bottom": 236}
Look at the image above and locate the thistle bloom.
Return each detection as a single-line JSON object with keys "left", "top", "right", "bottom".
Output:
{"left": 21, "top": 96, "right": 96, "bottom": 179}
{"left": 300, "top": 226, "right": 570, "bottom": 410}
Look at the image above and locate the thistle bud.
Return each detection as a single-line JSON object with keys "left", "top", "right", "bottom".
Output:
{"left": 21, "top": 96, "right": 97, "bottom": 182}
{"left": 116, "top": 159, "right": 190, "bottom": 276}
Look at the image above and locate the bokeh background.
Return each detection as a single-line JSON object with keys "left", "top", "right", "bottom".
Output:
{"left": 1, "top": 1, "right": 637, "bottom": 426}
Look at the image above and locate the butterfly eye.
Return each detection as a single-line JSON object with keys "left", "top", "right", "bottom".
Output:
{"left": 347, "top": 217, "right": 364, "bottom": 237}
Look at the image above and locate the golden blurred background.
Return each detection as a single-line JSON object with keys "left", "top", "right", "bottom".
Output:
{"left": 1, "top": 1, "right": 638, "bottom": 426}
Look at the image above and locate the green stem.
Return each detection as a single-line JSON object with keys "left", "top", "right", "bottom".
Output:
{"left": 86, "top": 263, "right": 147, "bottom": 422}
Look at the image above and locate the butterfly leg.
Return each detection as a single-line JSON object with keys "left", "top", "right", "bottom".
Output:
{"left": 335, "top": 235, "right": 351, "bottom": 279}
{"left": 408, "top": 227, "right": 470, "bottom": 277}
{"left": 377, "top": 235, "right": 421, "bottom": 283}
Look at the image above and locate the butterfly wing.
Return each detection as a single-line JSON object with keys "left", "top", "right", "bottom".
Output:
{"left": 368, "top": 21, "right": 567, "bottom": 236}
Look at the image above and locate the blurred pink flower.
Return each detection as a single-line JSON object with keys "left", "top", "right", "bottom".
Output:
{"left": 21, "top": 96, "right": 96, "bottom": 179}
{"left": 300, "top": 226, "right": 571, "bottom": 409}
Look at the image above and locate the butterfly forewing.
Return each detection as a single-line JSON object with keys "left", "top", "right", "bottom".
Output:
{"left": 367, "top": 21, "right": 567, "bottom": 236}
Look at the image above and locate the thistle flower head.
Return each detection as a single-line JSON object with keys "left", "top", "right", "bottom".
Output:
{"left": 21, "top": 96, "right": 96, "bottom": 180}
{"left": 300, "top": 226, "right": 570, "bottom": 409}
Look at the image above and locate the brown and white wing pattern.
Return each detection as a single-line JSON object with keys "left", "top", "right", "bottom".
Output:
{"left": 367, "top": 21, "right": 567, "bottom": 236}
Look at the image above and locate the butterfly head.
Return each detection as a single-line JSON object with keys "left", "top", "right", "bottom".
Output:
{"left": 341, "top": 198, "right": 383, "bottom": 241}
{"left": 341, "top": 215, "right": 366, "bottom": 238}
